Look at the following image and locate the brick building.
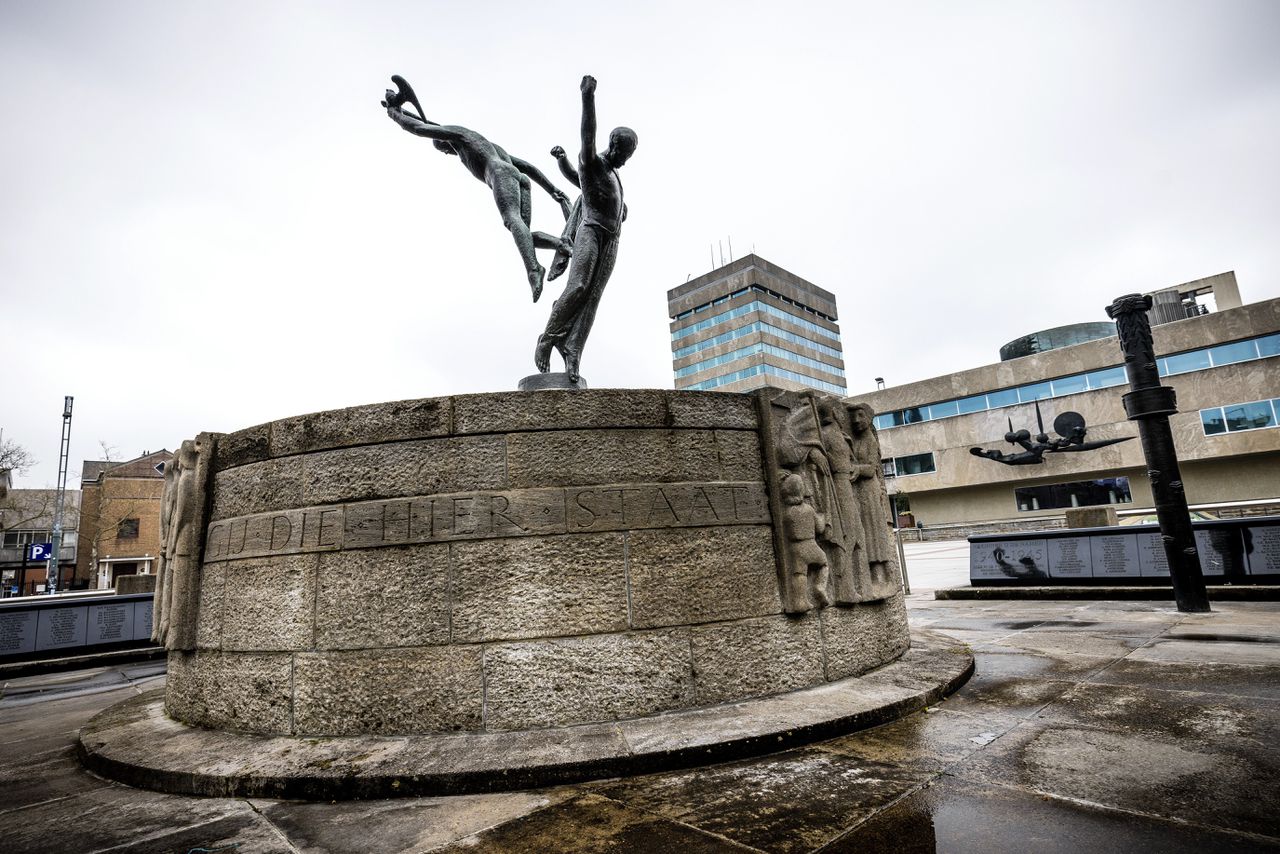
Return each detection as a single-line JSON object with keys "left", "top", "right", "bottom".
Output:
{"left": 76, "top": 450, "right": 172, "bottom": 589}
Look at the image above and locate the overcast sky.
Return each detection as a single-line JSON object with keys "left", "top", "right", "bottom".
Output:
{"left": 3, "top": 0, "right": 1278, "bottom": 487}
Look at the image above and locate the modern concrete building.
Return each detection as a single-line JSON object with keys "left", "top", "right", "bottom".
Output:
{"left": 0, "top": 484, "right": 80, "bottom": 596}
{"left": 667, "top": 254, "right": 847, "bottom": 395}
{"left": 847, "top": 273, "right": 1280, "bottom": 533}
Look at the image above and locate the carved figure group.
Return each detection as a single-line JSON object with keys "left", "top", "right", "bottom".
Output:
{"left": 383, "top": 73, "right": 636, "bottom": 383}
{"left": 152, "top": 433, "right": 214, "bottom": 651}
{"left": 766, "top": 391, "right": 900, "bottom": 614}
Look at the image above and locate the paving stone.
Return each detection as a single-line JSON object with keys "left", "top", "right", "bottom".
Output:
{"left": 483, "top": 630, "right": 694, "bottom": 731}
{"left": 1128, "top": 637, "right": 1280, "bottom": 666}
{"left": 628, "top": 526, "right": 780, "bottom": 629}
{"left": 293, "top": 646, "right": 484, "bottom": 736}
{"left": 271, "top": 396, "right": 453, "bottom": 456}
{"left": 437, "top": 793, "right": 746, "bottom": 853}
{"left": 1085, "top": 657, "right": 1280, "bottom": 700}
{"left": 969, "top": 630, "right": 1146, "bottom": 659}
{"left": 0, "top": 745, "right": 113, "bottom": 814}
{"left": 505, "top": 429, "right": 725, "bottom": 488}
{"left": 690, "top": 614, "right": 823, "bottom": 705}
{"left": 596, "top": 747, "right": 931, "bottom": 854}
{"left": 820, "top": 593, "right": 911, "bottom": 680}
{"left": 254, "top": 792, "right": 565, "bottom": 854}
{"left": 952, "top": 721, "right": 1280, "bottom": 839}
{"left": 210, "top": 455, "right": 305, "bottom": 519}
{"left": 819, "top": 707, "right": 1024, "bottom": 773}
{"left": 450, "top": 533, "right": 628, "bottom": 643}
{"left": 315, "top": 544, "right": 450, "bottom": 649}
{"left": 300, "top": 436, "right": 507, "bottom": 505}
{"left": 220, "top": 554, "right": 317, "bottom": 652}
{"left": 164, "top": 650, "right": 292, "bottom": 734}
{"left": 829, "top": 775, "right": 1275, "bottom": 854}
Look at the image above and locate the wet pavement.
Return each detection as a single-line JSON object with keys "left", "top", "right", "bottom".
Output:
{"left": 2, "top": 595, "right": 1277, "bottom": 852}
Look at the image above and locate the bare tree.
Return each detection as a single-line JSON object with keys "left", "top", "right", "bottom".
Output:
{"left": 0, "top": 436, "right": 36, "bottom": 479}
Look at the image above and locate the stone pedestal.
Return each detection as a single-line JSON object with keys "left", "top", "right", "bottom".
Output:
{"left": 518, "top": 372, "right": 587, "bottom": 391}
{"left": 165, "top": 389, "right": 910, "bottom": 736}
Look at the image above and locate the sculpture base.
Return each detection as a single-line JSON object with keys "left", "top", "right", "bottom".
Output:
{"left": 77, "top": 630, "right": 971, "bottom": 800}
{"left": 518, "top": 372, "right": 587, "bottom": 390}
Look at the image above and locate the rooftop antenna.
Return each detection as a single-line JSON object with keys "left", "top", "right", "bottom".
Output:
{"left": 718, "top": 240, "right": 724, "bottom": 267}
{"left": 710, "top": 244, "right": 714, "bottom": 270}
{"left": 728, "top": 236, "right": 734, "bottom": 263}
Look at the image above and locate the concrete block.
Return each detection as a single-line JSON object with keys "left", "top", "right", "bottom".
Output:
{"left": 714, "top": 430, "right": 765, "bottom": 481}
{"left": 690, "top": 614, "right": 824, "bottom": 705}
{"left": 820, "top": 593, "right": 911, "bottom": 681}
{"left": 315, "top": 544, "right": 450, "bottom": 650}
{"left": 194, "top": 562, "right": 226, "bottom": 649}
{"left": 210, "top": 456, "right": 305, "bottom": 520}
{"left": 214, "top": 424, "right": 271, "bottom": 471}
{"left": 165, "top": 650, "right": 293, "bottom": 734}
{"left": 505, "top": 429, "right": 723, "bottom": 488}
{"left": 115, "top": 574, "right": 155, "bottom": 594}
{"left": 453, "top": 390, "right": 669, "bottom": 434}
{"left": 451, "top": 534, "right": 628, "bottom": 642}
{"left": 220, "top": 555, "right": 317, "bottom": 652}
{"left": 293, "top": 647, "right": 484, "bottom": 735}
{"left": 300, "top": 437, "right": 506, "bottom": 506}
{"left": 270, "top": 397, "right": 453, "bottom": 457}
{"left": 628, "top": 526, "right": 781, "bottom": 629}
{"left": 483, "top": 629, "right": 694, "bottom": 730}
{"left": 1066, "top": 506, "right": 1119, "bottom": 528}
{"left": 666, "top": 392, "right": 758, "bottom": 430}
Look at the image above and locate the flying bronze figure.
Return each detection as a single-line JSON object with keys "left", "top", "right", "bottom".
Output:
{"left": 382, "top": 75, "right": 573, "bottom": 302}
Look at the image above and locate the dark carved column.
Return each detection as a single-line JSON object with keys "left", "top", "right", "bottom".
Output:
{"left": 1106, "top": 294, "right": 1210, "bottom": 612}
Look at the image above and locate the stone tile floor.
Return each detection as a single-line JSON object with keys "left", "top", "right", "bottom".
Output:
{"left": 2, "top": 595, "right": 1277, "bottom": 853}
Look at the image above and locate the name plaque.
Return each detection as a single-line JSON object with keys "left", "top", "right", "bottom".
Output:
{"left": 0, "top": 611, "right": 37, "bottom": 655}
{"left": 87, "top": 602, "right": 134, "bottom": 645}
{"left": 1090, "top": 534, "right": 1140, "bottom": 578}
{"left": 1246, "top": 526, "right": 1280, "bottom": 575}
{"left": 205, "top": 481, "right": 770, "bottom": 562}
{"left": 1135, "top": 532, "right": 1170, "bottom": 577}
{"left": 34, "top": 606, "right": 88, "bottom": 652}
{"left": 1047, "top": 537, "right": 1091, "bottom": 579}
{"left": 970, "top": 539, "right": 1049, "bottom": 581}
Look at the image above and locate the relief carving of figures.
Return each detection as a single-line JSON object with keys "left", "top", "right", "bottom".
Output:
{"left": 152, "top": 432, "right": 215, "bottom": 651}
{"left": 780, "top": 472, "right": 831, "bottom": 612}
{"left": 758, "top": 390, "right": 898, "bottom": 613}
{"left": 845, "top": 402, "right": 903, "bottom": 601}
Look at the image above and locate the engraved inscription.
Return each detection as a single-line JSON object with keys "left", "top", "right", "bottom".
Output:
{"left": 205, "top": 482, "right": 769, "bottom": 562}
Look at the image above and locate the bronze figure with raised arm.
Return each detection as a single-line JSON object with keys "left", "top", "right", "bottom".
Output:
{"left": 534, "top": 75, "right": 637, "bottom": 382}
{"left": 382, "top": 75, "right": 572, "bottom": 302}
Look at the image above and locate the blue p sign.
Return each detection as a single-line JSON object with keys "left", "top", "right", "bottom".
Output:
{"left": 28, "top": 543, "right": 52, "bottom": 561}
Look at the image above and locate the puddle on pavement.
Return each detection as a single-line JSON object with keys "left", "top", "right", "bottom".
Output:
{"left": 996, "top": 620, "right": 1098, "bottom": 630}
{"left": 1162, "top": 634, "right": 1277, "bottom": 644}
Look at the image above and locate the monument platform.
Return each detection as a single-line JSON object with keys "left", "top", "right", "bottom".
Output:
{"left": 77, "top": 629, "right": 971, "bottom": 798}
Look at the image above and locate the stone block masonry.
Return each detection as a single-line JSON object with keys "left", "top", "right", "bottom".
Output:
{"left": 166, "top": 390, "right": 911, "bottom": 736}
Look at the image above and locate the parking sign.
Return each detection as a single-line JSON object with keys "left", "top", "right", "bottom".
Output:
{"left": 28, "top": 543, "right": 53, "bottom": 561}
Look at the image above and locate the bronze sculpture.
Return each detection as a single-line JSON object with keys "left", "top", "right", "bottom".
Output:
{"left": 382, "top": 75, "right": 573, "bottom": 303}
{"left": 534, "top": 75, "right": 637, "bottom": 383}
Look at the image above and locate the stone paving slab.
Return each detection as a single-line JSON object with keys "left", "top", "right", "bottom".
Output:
{"left": 5, "top": 596, "right": 1280, "bottom": 852}
{"left": 76, "top": 631, "right": 972, "bottom": 800}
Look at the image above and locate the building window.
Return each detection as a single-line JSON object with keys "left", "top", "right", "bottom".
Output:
{"left": 117, "top": 518, "right": 140, "bottom": 539}
{"left": 881, "top": 459, "right": 896, "bottom": 478}
{"left": 893, "top": 452, "right": 936, "bottom": 477}
{"left": 1201, "top": 399, "right": 1279, "bottom": 435}
{"left": 874, "top": 332, "right": 1278, "bottom": 431}
{"left": 1014, "top": 477, "right": 1132, "bottom": 512}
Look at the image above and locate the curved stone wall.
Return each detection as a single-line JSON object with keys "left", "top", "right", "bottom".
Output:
{"left": 165, "top": 390, "right": 910, "bottom": 736}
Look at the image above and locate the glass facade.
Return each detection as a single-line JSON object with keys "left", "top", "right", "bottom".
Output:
{"left": 1201, "top": 398, "right": 1279, "bottom": 435}
{"left": 673, "top": 320, "right": 843, "bottom": 360}
{"left": 874, "top": 332, "right": 1280, "bottom": 431}
{"left": 672, "top": 299, "right": 841, "bottom": 342}
{"left": 1014, "top": 477, "right": 1132, "bottom": 512}
{"left": 892, "top": 452, "right": 936, "bottom": 477}
{"left": 684, "top": 364, "right": 847, "bottom": 395}
{"left": 674, "top": 342, "right": 845, "bottom": 380}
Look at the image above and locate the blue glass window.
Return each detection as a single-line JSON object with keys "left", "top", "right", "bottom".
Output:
{"left": 1201, "top": 408, "right": 1226, "bottom": 435}
{"left": 1208, "top": 340, "right": 1258, "bottom": 366}
{"left": 957, "top": 395, "right": 987, "bottom": 414}
{"left": 874, "top": 414, "right": 897, "bottom": 431}
{"left": 1050, "top": 374, "right": 1088, "bottom": 396}
{"left": 1018, "top": 382, "right": 1053, "bottom": 403}
{"left": 902, "top": 407, "right": 925, "bottom": 424}
{"left": 1257, "top": 333, "right": 1280, "bottom": 357}
{"left": 1086, "top": 366, "right": 1127, "bottom": 389}
{"left": 1161, "top": 349, "right": 1212, "bottom": 376}
{"left": 986, "top": 388, "right": 1019, "bottom": 408}
{"left": 1225, "top": 401, "right": 1275, "bottom": 432}
{"left": 927, "top": 400, "right": 959, "bottom": 420}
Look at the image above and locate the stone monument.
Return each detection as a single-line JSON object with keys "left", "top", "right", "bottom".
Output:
{"left": 78, "top": 76, "right": 970, "bottom": 798}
